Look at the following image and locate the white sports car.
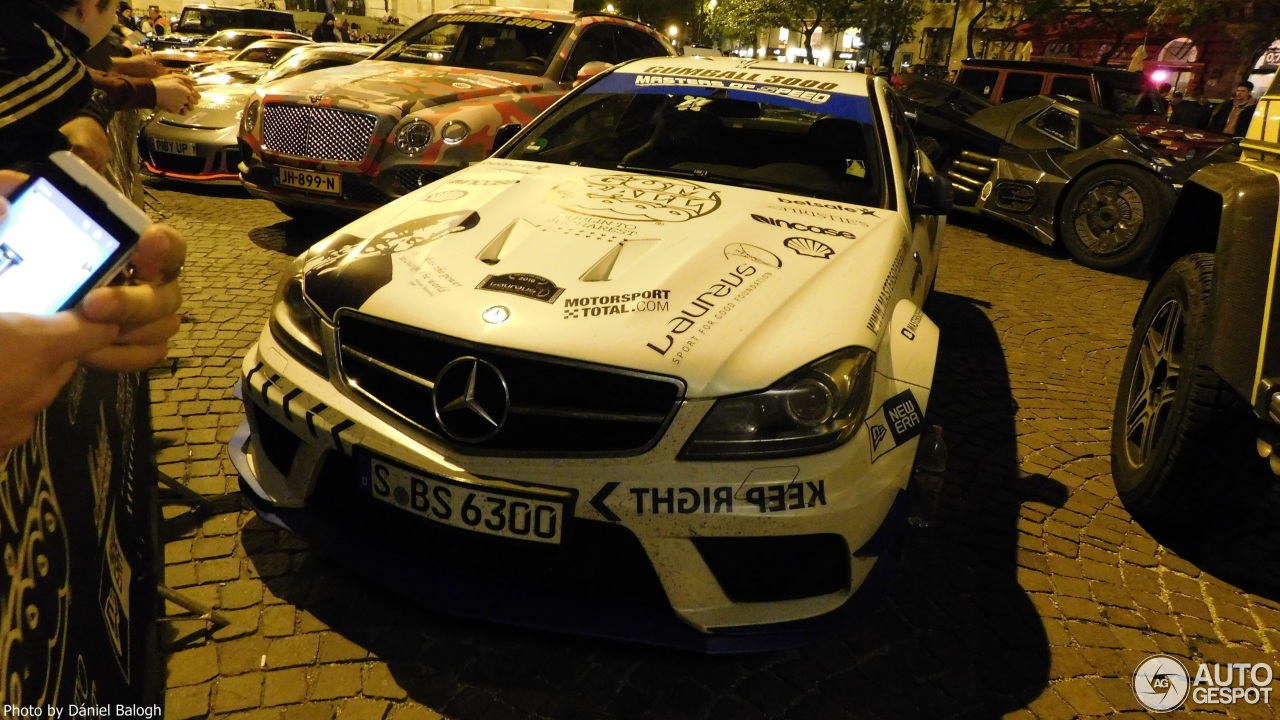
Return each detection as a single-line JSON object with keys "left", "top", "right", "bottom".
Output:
{"left": 231, "top": 55, "right": 952, "bottom": 651}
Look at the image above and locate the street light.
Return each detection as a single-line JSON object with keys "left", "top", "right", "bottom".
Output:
{"left": 668, "top": 24, "right": 679, "bottom": 39}
{"left": 605, "top": 3, "right": 615, "bottom": 12}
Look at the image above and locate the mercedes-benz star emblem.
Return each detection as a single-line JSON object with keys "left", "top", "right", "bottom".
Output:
{"left": 432, "top": 357, "right": 510, "bottom": 443}
{"left": 482, "top": 305, "right": 511, "bottom": 324}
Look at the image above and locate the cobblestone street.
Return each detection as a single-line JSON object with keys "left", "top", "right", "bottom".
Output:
{"left": 150, "top": 182, "right": 1280, "bottom": 720}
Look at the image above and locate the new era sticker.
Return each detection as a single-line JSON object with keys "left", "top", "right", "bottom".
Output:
{"left": 866, "top": 389, "right": 924, "bottom": 462}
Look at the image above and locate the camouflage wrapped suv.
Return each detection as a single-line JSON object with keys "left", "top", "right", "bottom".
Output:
{"left": 1110, "top": 73, "right": 1280, "bottom": 520}
{"left": 238, "top": 6, "right": 674, "bottom": 216}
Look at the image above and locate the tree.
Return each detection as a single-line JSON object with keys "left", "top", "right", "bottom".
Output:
{"left": 853, "top": 0, "right": 927, "bottom": 68}
{"left": 1020, "top": 0, "right": 1157, "bottom": 65}
{"left": 1156, "top": 0, "right": 1280, "bottom": 69}
{"left": 965, "top": 0, "right": 1024, "bottom": 59}
{"left": 708, "top": 0, "right": 860, "bottom": 63}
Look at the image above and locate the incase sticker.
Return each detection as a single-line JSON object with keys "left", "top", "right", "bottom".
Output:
{"left": 866, "top": 389, "right": 924, "bottom": 462}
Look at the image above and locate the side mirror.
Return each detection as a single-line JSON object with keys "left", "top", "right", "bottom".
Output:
{"left": 492, "top": 123, "right": 522, "bottom": 151}
{"left": 574, "top": 61, "right": 612, "bottom": 87}
{"left": 911, "top": 164, "right": 954, "bottom": 215}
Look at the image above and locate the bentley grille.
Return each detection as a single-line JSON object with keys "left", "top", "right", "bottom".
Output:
{"left": 336, "top": 312, "right": 685, "bottom": 456}
{"left": 261, "top": 104, "right": 376, "bottom": 162}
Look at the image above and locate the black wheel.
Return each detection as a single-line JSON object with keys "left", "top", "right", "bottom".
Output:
{"left": 1059, "top": 165, "right": 1172, "bottom": 271}
{"left": 1111, "top": 253, "right": 1259, "bottom": 521}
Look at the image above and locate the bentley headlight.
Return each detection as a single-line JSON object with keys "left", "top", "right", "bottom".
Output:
{"left": 394, "top": 119, "right": 434, "bottom": 155}
{"left": 242, "top": 99, "right": 261, "bottom": 135}
{"left": 268, "top": 255, "right": 327, "bottom": 375}
{"left": 680, "top": 348, "right": 875, "bottom": 459}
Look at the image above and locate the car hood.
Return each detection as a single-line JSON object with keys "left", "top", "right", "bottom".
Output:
{"left": 259, "top": 60, "right": 557, "bottom": 117}
{"left": 154, "top": 84, "right": 255, "bottom": 129}
{"left": 300, "top": 162, "right": 906, "bottom": 395}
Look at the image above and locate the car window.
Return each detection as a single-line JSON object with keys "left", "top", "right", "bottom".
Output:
{"left": 614, "top": 27, "right": 668, "bottom": 63}
{"left": 1002, "top": 72, "right": 1045, "bottom": 102}
{"left": 1097, "top": 74, "right": 1145, "bottom": 114}
{"left": 563, "top": 25, "right": 618, "bottom": 82}
{"left": 885, "top": 91, "right": 917, "bottom": 189}
{"left": 1031, "top": 107, "right": 1077, "bottom": 146}
{"left": 506, "top": 76, "right": 887, "bottom": 208}
{"left": 372, "top": 14, "right": 571, "bottom": 77}
{"left": 955, "top": 69, "right": 999, "bottom": 100}
{"left": 1050, "top": 76, "right": 1092, "bottom": 103}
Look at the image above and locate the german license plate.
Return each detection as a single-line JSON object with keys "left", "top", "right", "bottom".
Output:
{"left": 357, "top": 453, "right": 569, "bottom": 544}
{"left": 150, "top": 137, "right": 195, "bottom": 156}
{"left": 276, "top": 167, "right": 341, "bottom": 195}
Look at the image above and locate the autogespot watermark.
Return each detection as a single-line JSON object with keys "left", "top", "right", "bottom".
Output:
{"left": 1133, "top": 654, "right": 1275, "bottom": 712}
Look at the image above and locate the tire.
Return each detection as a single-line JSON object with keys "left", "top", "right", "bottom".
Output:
{"left": 1059, "top": 164, "right": 1173, "bottom": 272}
{"left": 1110, "top": 253, "right": 1260, "bottom": 521}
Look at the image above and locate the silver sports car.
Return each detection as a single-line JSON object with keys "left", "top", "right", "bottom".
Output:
{"left": 141, "top": 43, "right": 375, "bottom": 184}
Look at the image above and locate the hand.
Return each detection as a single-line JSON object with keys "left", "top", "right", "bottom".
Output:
{"left": 112, "top": 54, "right": 165, "bottom": 78}
{"left": 0, "top": 313, "right": 120, "bottom": 450}
{"left": 0, "top": 172, "right": 121, "bottom": 450}
{"left": 154, "top": 74, "right": 200, "bottom": 114}
{"left": 59, "top": 117, "right": 109, "bottom": 175}
{"left": 80, "top": 224, "right": 186, "bottom": 372}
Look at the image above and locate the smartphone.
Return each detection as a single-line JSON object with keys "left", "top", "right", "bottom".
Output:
{"left": 0, "top": 151, "right": 150, "bottom": 315}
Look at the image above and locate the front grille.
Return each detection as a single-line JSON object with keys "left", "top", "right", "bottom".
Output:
{"left": 336, "top": 312, "right": 684, "bottom": 456}
{"left": 262, "top": 104, "right": 376, "bottom": 162}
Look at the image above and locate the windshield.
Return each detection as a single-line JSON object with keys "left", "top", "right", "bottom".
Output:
{"left": 504, "top": 73, "right": 887, "bottom": 207}
{"left": 370, "top": 14, "right": 570, "bottom": 77}
{"left": 204, "top": 31, "right": 269, "bottom": 50}
{"left": 233, "top": 43, "right": 299, "bottom": 64}
{"left": 260, "top": 51, "right": 369, "bottom": 84}
{"left": 177, "top": 8, "right": 238, "bottom": 34}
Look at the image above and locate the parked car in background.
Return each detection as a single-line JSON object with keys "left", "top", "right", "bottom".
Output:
{"left": 899, "top": 76, "right": 1221, "bottom": 271}
{"left": 1110, "top": 74, "right": 1280, "bottom": 520}
{"left": 146, "top": 5, "right": 297, "bottom": 51}
{"left": 153, "top": 29, "right": 311, "bottom": 71}
{"left": 142, "top": 43, "right": 374, "bottom": 183}
{"left": 953, "top": 59, "right": 1230, "bottom": 160}
{"left": 238, "top": 6, "right": 676, "bottom": 217}
{"left": 230, "top": 55, "right": 953, "bottom": 651}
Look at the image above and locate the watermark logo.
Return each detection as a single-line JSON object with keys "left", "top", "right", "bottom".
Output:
{"left": 1133, "top": 655, "right": 1275, "bottom": 712}
{"left": 1133, "top": 655, "right": 1190, "bottom": 712}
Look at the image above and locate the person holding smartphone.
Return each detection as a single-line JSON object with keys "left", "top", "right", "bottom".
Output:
{"left": 0, "top": 168, "right": 186, "bottom": 452}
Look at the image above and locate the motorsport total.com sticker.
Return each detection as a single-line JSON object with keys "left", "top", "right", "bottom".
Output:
{"left": 1133, "top": 654, "right": 1275, "bottom": 712}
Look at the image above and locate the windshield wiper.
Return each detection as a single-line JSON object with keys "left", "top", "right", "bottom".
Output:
{"left": 614, "top": 164, "right": 699, "bottom": 179}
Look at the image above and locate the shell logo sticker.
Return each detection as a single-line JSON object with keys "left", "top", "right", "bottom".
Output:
{"left": 783, "top": 236, "right": 834, "bottom": 259}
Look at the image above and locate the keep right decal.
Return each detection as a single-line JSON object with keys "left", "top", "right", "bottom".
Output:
{"left": 866, "top": 389, "right": 924, "bottom": 462}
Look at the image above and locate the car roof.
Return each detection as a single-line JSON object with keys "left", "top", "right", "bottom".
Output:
{"left": 439, "top": 4, "right": 582, "bottom": 24}
{"left": 613, "top": 56, "right": 874, "bottom": 97}
{"left": 960, "top": 58, "right": 1139, "bottom": 78}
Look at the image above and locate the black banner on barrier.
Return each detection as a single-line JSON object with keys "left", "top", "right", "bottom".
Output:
{"left": 0, "top": 368, "right": 160, "bottom": 717}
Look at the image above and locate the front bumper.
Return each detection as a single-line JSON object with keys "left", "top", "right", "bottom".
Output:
{"left": 141, "top": 122, "right": 242, "bottom": 185}
{"left": 230, "top": 328, "right": 924, "bottom": 650}
{"left": 239, "top": 149, "right": 455, "bottom": 215}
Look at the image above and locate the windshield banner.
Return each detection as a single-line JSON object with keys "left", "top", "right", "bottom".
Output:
{"left": 592, "top": 69, "right": 873, "bottom": 122}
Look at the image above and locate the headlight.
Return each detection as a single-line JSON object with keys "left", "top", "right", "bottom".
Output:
{"left": 679, "top": 348, "right": 875, "bottom": 460}
{"left": 441, "top": 120, "right": 470, "bottom": 145}
{"left": 394, "top": 119, "right": 434, "bottom": 155}
{"left": 241, "top": 99, "right": 261, "bottom": 135}
{"left": 268, "top": 255, "right": 327, "bottom": 375}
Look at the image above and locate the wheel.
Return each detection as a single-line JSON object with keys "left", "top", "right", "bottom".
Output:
{"left": 1059, "top": 165, "right": 1173, "bottom": 271}
{"left": 1110, "top": 253, "right": 1260, "bottom": 521}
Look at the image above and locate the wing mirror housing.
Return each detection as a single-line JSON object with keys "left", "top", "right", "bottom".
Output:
{"left": 911, "top": 163, "right": 955, "bottom": 215}
{"left": 492, "top": 123, "right": 523, "bottom": 151}
{"left": 574, "top": 61, "right": 612, "bottom": 87}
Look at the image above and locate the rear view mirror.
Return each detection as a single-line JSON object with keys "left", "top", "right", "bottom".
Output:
{"left": 912, "top": 166, "right": 954, "bottom": 215}
{"left": 575, "top": 61, "right": 612, "bottom": 87}
{"left": 492, "top": 123, "right": 522, "bottom": 151}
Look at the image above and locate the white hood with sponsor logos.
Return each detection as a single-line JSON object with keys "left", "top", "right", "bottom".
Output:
{"left": 302, "top": 160, "right": 910, "bottom": 396}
